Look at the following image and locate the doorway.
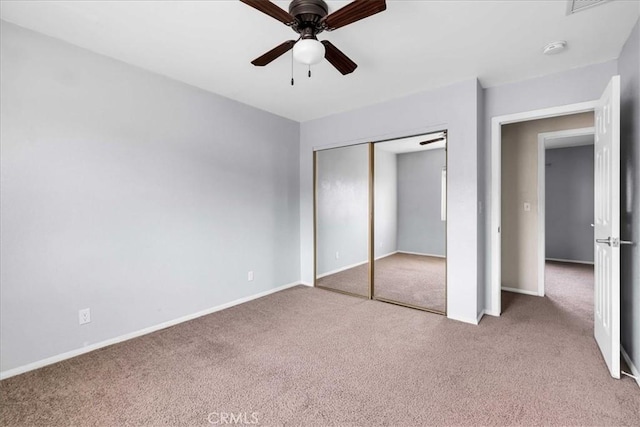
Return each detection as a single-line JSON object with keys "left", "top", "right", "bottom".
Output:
{"left": 500, "top": 122, "right": 597, "bottom": 331}
{"left": 500, "top": 114, "right": 594, "bottom": 298}
{"left": 490, "top": 75, "right": 622, "bottom": 379}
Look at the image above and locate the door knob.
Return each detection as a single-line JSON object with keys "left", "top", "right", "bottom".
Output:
{"left": 596, "top": 237, "right": 634, "bottom": 247}
{"left": 596, "top": 237, "right": 613, "bottom": 246}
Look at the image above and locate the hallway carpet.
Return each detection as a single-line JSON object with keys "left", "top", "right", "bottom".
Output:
{"left": 1, "top": 262, "right": 638, "bottom": 425}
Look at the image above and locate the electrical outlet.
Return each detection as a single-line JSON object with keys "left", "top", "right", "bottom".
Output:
{"left": 335, "top": 251, "right": 340, "bottom": 260}
{"left": 248, "top": 271, "right": 254, "bottom": 282}
{"left": 79, "top": 308, "right": 91, "bottom": 325}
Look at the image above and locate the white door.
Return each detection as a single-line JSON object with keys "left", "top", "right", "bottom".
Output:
{"left": 594, "top": 75, "right": 621, "bottom": 379}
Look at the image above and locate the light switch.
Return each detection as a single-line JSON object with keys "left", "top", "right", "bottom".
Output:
{"left": 524, "top": 202, "right": 531, "bottom": 212}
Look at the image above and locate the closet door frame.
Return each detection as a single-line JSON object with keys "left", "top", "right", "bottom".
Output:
{"left": 370, "top": 131, "right": 448, "bottom": 315}
{"left": 313, "top": 135, "right": 447, "bottom": 315}
{"left": 313, "top": 144, "right": 372, "bottom": 299}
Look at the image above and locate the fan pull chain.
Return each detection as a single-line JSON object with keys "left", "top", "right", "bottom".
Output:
{"left": 308, "top": 65, "right": 311, "bottom": 78}
{"left": 291, "top": 50, "right": 294, "bottom": 86}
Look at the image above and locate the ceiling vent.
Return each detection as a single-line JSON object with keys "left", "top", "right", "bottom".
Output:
{"left": 566, "top": 0, "right": 611, "bottom": 15}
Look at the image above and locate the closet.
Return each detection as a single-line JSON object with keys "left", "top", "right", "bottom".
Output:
{"left": 313, "top": 131, "right": 447, "bottom": 314}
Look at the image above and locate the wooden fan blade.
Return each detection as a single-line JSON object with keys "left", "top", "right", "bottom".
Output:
{"left": 240, "top": 0, "right": 296, "bottom": 26}
{"left": 321, "top": 41, "right": 357, "bottom": 75}
{"left": 323, "top": 0, "right": 386, "bottom": 31}
{"left": 251, "top": 40, "right": 296, "bottom": 66}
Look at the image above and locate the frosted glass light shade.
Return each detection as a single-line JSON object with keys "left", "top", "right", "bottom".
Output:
{"left": 293, "top": 39, "right": 325, "bottom": 65}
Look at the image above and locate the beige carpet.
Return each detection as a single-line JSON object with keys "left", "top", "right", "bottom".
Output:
{"left": 1, "top": 262, "right": 639, "bottom": 426}
{"left": 374, "top": 253, "right": 445, "bottom": 312}
{"left": 316, "top": 260, "right": 370, "bottom": 297}
{"left": 316, "top": 253, "right": 446, "bottom": 312}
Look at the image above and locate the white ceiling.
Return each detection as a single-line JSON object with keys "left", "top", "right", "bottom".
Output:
{"left": 1, "top": 0, "right": 638, "bottom": 122}
{"left": 376, "top": 131, "right": 446, "bottom": 153}
{"left": 547, "top": 133, "right": 595, "bottom": 149}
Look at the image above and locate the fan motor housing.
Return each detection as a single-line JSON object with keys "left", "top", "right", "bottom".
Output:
{"left": 289, "top": 0, "right": 328, "bottom": 34}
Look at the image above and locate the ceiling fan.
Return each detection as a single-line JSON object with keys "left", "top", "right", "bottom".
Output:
{"left": 240, "top": 0, "right": 386, "bottom": 77}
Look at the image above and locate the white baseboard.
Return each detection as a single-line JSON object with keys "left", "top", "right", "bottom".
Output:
{"left": 375, "top": 251, "right": 398, "bottom": 260}
{"left": 484, "top": 309, "right": 501, "bottom": 317}
{"left": 448, "top": 313, "right": 479, "bottom": 325}
{"left": 476, "top": 310, "right": 486, "bottom": 324}
{"left": 317, "top": 252, "right": 399, "bottom": 279}
{"left": 317, "top": 260, "right": 368, "bottom": 278}
{"left": 501, "top": 286, "right": 540, "bottom": 297}
{"left": 0, "top": 281, "right": 301, "bottom": 381}
{"left": 300, "top": 282, "right": 313, "bottom": 287}
{"left": 621, "top": 346, "right": 640, "bottom": 389}
{"left": 546, "top": 258, "right": 594, "bottom": 265}
{"left": 397, "top": 251, "right": 445, "bottom": 258}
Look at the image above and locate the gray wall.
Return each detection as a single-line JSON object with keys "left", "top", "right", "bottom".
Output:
{"left": 619, "top": 19, "right": 640, "bottom": 378}
{"left": 301, "top": 79, "right": 480, "bottom": 324}
{"left": 374, "top": 149, "right": 398, "bottom": 259}
{"left": 397, "top": 149, "right": 446, "bottom": 256}
{"left": 482, "top": 59, "right": 618, "bottom": 313}
{"left": 545, "top": 145, "right": 594, "bottom": 263}
{"left": 316, "top": 144, "right": 369, "bottom": 275}
{"left": 0, "top": 22, "right": 300, "bottom": 373}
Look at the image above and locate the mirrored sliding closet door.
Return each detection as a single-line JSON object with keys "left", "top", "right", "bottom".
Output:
{"left": 314, "top": 144, "right": 371, "bottom": 298}
{"left": 373, "top": 132, "right": 447, "bottom": 313}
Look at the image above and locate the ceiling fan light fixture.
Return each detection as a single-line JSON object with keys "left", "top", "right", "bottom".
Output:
{"left": 293, "top": 38, "right": 325, "bottom": 65}
{"left": 242, "top": 0, "right": 386, "bottom": 75}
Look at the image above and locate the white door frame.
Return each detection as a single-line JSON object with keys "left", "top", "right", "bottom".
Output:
{"left": 490, "top": 101, "right": 598, "bottom": 315}
{"left": 536, "top": 127, "right": 596, "bottom": 297}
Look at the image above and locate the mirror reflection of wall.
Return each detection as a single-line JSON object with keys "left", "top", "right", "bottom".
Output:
{"left": 374, "top": 132, "right": 447, "bottom": 313}
{"left": 315, "top": 144, "right": 370, "bottom": 297}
